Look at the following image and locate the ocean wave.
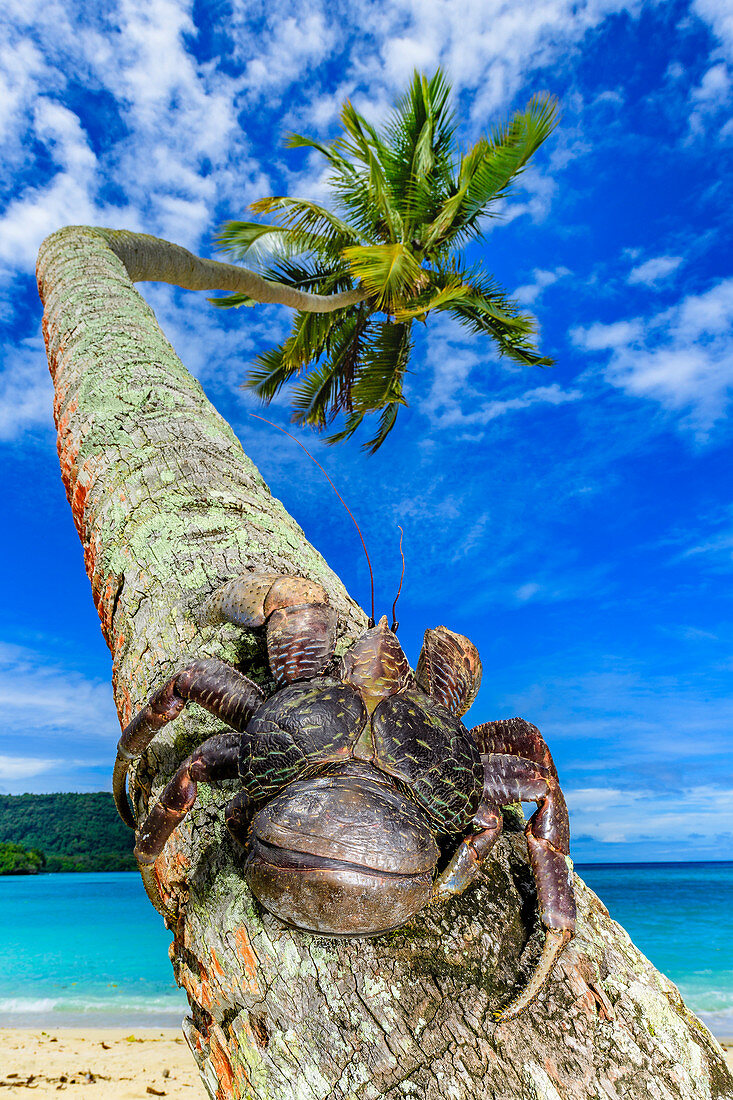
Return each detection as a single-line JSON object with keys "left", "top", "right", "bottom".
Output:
{"left": 0, "top": 994, "right": 185, "bottom": 1015}
{"left": 680, "top": 987, "right": 733, "bottom": 1013}
{"left": 696, "top": 1009, "right": 733, "bottom": 1037}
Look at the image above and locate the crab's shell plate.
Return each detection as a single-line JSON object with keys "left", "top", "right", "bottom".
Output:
{"left": 372, "top": 690, "right": 484, "bottom": 834}
{"left": 240, "top": 678, "right": 367, "bottom": 801}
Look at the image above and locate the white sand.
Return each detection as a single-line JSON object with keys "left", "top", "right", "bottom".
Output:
{"left": 0, "top": 1029, "right": 203, "bottom": 1098}
{"left": 721, "top": 1039, "right": 733, "bottom": 1073}
{"left": 0, "top": 1027, "right": 730, "bottom": 1093}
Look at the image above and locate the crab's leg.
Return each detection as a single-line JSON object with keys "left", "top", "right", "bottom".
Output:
{"left": 135, "top": 731, "right": 241, "bottom": 917}
{"left": 203, "top": 572, "right": 338, "bottom": 685}
{"left": 415, "top": 626, "right": 482, "bottom": 717}
{"left": 223, "top": 790, "right": 253, "bottom": 849}
{"left": 113, "top": 658, "right": 265, "bottom": 828}
{"left": 479, "top": 717, "right": 575, "bottom": 1019}
{"left": 437, "top": 717, "right": 576, "bottom": 1020}
{"left": 433, "top": 795, "right": 503, "bottom": 897}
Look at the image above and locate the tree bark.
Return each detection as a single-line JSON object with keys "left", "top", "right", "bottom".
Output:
{"left": 36, "top": 224, "right": 733, "bottom": 1100}
{"left": 86, "top": 227, "right": 367, "bottom": 310}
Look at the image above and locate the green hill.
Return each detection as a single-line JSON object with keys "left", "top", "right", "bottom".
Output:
{"left": 0, "top": 792, "right": 136, "bottom": 872}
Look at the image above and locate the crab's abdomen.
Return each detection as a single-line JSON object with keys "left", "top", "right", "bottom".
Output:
{"left": 244, "top": 762, "right": 438, "bottom": 936}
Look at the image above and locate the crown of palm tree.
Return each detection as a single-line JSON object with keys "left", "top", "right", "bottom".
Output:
{"left": 214, "top": 71, "right": 559, "bottom": 452}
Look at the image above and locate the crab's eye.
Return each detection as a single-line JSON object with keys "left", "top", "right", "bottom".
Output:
{"left": 243, "top": 766, "right": 438, "bottom": 937}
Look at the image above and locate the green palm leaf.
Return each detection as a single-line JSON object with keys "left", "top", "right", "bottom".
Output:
{"left": 219, "top": 69, "right": 559, "bottom": 451}
{"left": 342, "top": 243, "right": 425, "bottom": 310}
{"left": 423, "top": 94, "right": 559, "bottom": 249}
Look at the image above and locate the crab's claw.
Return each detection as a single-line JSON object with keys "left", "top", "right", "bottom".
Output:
{"left": 496, "top": 927, "right": 573, "bottom": 1021}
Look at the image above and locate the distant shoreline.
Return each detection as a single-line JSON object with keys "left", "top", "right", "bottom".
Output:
{"left": 4, "top": 858, "right": 733, "bottom": 876}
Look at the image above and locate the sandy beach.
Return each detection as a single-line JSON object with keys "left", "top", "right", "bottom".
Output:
{"left": 0, "top": 1027, "right": 730, "bottom": 1095}
{"left": 0, "top": 1029, "right": 203, "bottom": 1098}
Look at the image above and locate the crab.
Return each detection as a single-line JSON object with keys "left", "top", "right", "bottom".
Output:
{"left": 113, "top": 572, "right": 576, "bottom": 1020}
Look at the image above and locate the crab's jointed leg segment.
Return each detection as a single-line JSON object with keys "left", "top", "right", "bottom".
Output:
{"left": 203, "top": 571, "right": 338, "bottom": 685}
{"left": 135, "top": 731, "right": 241, "bottom": 918}
{"left": 113, "top": 658, "right": 264, "bottom": 827}
{"left": 433, "top": 796, "right": 503, "bottom": 897}
{"left": 416, "top": 626, "right": 482, "bottom": 717}
{"left": 266, "top": 602, "right": 337, "bottom": 685}
{"left": 436, "top": 717, "right": 576, "bottom": 1019}
{"left": 473, "top": 717, "right": 576, "bottom": 934}
{"left": 224, "top": 789, "right": 254, "bottom": 849}
{"left": 134, "top": 731, "right": 241, "bottom": 862}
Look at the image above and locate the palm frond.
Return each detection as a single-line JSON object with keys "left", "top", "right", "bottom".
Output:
{"left": 362, "top": 401, "right": 403, "bottom": 453}
{"left": 460, "top": 94, "right": 559, "bottom": 220}
{"left": 208, "top": 292, "right": 257, "bottom": 308}
{"left": 280, "top": 307, "right": 352, "bottom": 371}
{"left": 255, "top": 258, "right": 353, "bottom": 294}
{"left": 336, "top": 320, "right": 412, "bottom": 451}
{"left": 290, "top": 309, "right": 373, "bottom": 427}
{"left": 285, "top": 132, "right": 359, "bottom": 177}
{"left": 218, "top": 70, "right": 559, "bottom": 452}
{"left": 392, "top": 273, "right": 469, "bottom": 321}
{"left": 214, "top": 221, "right": 279, "bottom": 258}
{"left": 349, "top": 320, "right": 412, "bottom": 412}
{"left": 445, "top": 295, "right": 554, "bottom": 366}
{"left": 322, "top": 409, "right": 366, "bottom": 446}
{"left": 217, "top": 220, "right": 350, "bottom": 271}
{"left": 241, "top": 346, "right": 300, "bottom": 402}
{"left": 342, "top": 243, "right": 424, "bottom": 309}
{"left": 249, "top": 196, "right": 358, "bottom": 243}
{"left": 423, "top": 94, "right": 559, "bottom": 249}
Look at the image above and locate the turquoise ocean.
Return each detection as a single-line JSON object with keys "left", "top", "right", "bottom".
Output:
{"left": 1, "top": 863, "right": 731, "bottom": 1035}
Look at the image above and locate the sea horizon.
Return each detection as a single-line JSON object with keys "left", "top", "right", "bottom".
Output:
{"left": 8, "top": 857, "right": 733, "bottom": 874}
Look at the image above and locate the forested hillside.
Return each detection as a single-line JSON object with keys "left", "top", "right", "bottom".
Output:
{"left": 0, "top": 793, "right": 136, "bottom": 871}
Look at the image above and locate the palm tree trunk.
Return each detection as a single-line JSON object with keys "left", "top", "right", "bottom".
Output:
{"left": 36, "top": 224, "right": 732, "bottom": 1100}
{"left": 81, "top": 226, "right": 367, "bottom": 309}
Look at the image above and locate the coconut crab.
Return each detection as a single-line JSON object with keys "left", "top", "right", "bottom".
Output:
{"left": 113, "top": 572, "right": 576, "bottom": 1020}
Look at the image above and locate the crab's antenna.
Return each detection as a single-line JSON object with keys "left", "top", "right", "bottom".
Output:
{"left": 391, "top": 526, "right": 405, "bottom": 633}
{"left": 250, "top": 414, "right": 376, "bottom": 626}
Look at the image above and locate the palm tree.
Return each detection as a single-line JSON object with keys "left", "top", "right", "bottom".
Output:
{"left": 216, "top": 71, "right": 558, "bottom": 451}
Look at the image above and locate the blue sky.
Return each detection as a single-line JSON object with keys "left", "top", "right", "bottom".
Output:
{"left": 1, "top": 0, "right": 731, "bottom": 862}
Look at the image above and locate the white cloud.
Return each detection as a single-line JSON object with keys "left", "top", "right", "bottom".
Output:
{"left": 574, "top": 319, "right": 643, "bottom": 350}
{"left": 572, "top": 278, "right": 733, "bottom": 436}
{"left": 0, "top": 338, "right": 54, "bottom": 441}
{"left": 0, "top": 0, "right": 249, "bottom": 269}
{"left": 495, "top": 166, "right": 558, "bottom": 226}
{"left": 426, "top": 370, "right": 582, "bottom": 433}
{"left": 365, "top": 0, "right": 643, "bottom": 118}
{"left": 692, "top": 0, "right": 733, "bottom": 61}
{"left": 0, "top": 642, "right": 119, "bottom": 740}
{"left": 691, "top": 61, "right": 730, "bottom": 102}
{"left": 0, "top": 99, "right": 100, "bottom": 270}
{"left": 0, "top": 755, "right": 61, "bottom": 781}
{"left": 627, "top": 255, "right": 683, "bottom": 287}
{"left": 514, "top": 267, "right": 570, "bottom": 305}
{"left": 674, "top": 508, "right": 733, "bottom": 570}
{"left": 687, "top": 60, "right": 732, "bottom": 136}
{"left": 238, "top": 10, "right": 336, "bottom": 96}
{"left": 1, "top": 0, "right": 653, "bottom": 288}
{"left": 567, "top": 784, "right": 733, "bottom": 844}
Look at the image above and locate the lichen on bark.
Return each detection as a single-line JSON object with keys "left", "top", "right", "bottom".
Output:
{"left": 36, "top": 225, "right": 733, "bottom": 1100}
